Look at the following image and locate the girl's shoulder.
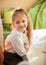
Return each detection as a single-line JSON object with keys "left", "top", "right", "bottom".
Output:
{"left": 5, "top": 34, "right": 11, "bottom": 42}
{"left": 5, "top": 31, "right": 22, "bottom": 42}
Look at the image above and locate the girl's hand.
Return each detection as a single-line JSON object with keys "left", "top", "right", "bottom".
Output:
{"left": 24, "top": 43, "right": 29, "bottom": 51}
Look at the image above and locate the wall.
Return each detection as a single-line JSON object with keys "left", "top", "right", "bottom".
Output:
{"left": 0, "top": 0, "right": 38, "bottom": 14}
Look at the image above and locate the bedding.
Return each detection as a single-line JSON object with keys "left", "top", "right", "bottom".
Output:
{"left": 28, "top": 0, "right": 46, "bottom": 29}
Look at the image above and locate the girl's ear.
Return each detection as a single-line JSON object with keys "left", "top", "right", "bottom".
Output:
{"left": 12, "top": 21, "right": 15, "bottom": 27}
{"left": 12, "top": 22, "right": 14, "bottom": 26}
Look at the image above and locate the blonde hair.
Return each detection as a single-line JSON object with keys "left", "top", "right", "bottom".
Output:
{"left": 12, "top": 9, "right": 33, "bottom": 45}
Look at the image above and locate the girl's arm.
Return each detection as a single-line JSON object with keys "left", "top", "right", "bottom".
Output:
{"left": 5, "top": 36, "right": 26, "bottom": 56}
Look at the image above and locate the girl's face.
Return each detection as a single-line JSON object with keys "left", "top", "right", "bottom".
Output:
{"left": 13, "top": 14, "right": 28, "bottom": 32}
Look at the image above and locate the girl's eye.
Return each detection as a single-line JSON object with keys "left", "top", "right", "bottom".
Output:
{"left": 22, "top": 20, "right": 25, "bottom": 23}
{"left": 16, "top": 21, "right": 20, "bottom": 24}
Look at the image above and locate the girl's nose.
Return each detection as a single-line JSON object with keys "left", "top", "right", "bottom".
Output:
{"left": 20, "top": 23, "right": 24, "bottom": 26}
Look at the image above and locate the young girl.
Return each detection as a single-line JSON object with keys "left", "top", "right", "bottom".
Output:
{"left": 4, "top": 9, "right": 33, "bottom": 65}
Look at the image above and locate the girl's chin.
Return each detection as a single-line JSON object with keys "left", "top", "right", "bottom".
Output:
{"left": 19, "top": 29, "right": 25, "bottom": 33}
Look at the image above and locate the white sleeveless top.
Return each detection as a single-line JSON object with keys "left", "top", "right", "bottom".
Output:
{"left": 5, "top": 28, "right": 29, "bottom": 56}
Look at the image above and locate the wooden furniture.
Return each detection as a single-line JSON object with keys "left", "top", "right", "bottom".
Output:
{"left": 0, "top": 46, "right": 4, "bottom": 65}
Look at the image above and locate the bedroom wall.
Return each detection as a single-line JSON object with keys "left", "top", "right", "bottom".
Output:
{"left": 0, "top": 0, "right": 38, "bottom": 14}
